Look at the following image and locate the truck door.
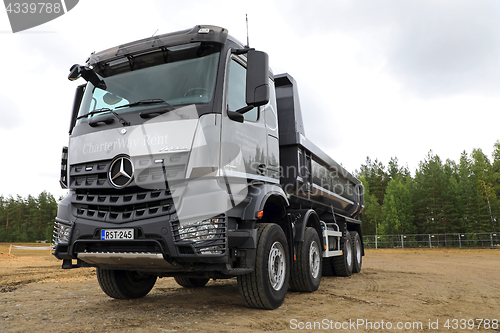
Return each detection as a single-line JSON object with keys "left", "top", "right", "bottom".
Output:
{"left": 221, "top": 55, "right": 269, "bottom": 182}
{"left": 262, "top": 80, "right": 280, "bottom": 181}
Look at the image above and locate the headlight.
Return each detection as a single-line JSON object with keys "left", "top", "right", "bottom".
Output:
{"left": 178, "top": 218, "right": 222, "bottom": 242}
{"left": 53, "top": 222, "right": 72, "bottom": 245}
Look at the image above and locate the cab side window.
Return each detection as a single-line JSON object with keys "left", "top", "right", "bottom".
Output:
{"left": 227, "top": 59, "right": 258, "bottom": 121}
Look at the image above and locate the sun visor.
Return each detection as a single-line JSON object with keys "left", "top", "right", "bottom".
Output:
{"left": 88, "top": 25, "right": 228, "bottom": 66}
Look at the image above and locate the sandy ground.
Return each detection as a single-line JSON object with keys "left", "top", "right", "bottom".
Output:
{"left": 1, "top": 245, "right": 499, "bottom": 333}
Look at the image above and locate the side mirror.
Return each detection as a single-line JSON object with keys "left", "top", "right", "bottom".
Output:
{"left": 246, "top": 50, "right": 269, "bottom": 107}
{"left": 68, "top": 64, "right": 82, "bottom": 81}
{"left": 68, "top": 64, "right": 107, "bottom": 90}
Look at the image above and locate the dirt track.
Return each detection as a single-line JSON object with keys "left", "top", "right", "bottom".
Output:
{"left": 1, "top": 247, "right": 499, "bottom": 332}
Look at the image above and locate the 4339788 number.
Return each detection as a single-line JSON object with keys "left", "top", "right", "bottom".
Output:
{"left": 444, "top": 319, "right": 499, "bottom": 330}
{"left": 6, "top": 2, "right": 62, "bottom": 14}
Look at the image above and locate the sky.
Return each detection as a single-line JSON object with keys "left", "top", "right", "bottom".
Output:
{"left": 1, "top": 0, "right": 500, "bottom": 199}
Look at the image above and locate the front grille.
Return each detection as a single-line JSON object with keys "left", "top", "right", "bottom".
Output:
{"left": 69, "top": 153, "right": 189, "bottom": 191}
{"left": 70, "top": 159, "right": 112, "bottom": 189}
{"left": 68, "top": 156, "right": 185, "bottom": 223}
{"left": 72, "top": 189, "right": 174, "bottom": 223}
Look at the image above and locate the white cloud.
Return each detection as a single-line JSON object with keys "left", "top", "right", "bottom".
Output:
{"left": 279, "top": 0, "right": 500, "bottom": 98}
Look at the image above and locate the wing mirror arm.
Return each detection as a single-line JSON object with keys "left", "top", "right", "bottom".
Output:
{"left": 68, "top": 64, "right": 107, "bottom": 90}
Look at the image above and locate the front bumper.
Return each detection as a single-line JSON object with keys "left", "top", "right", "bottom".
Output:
{"left": 52, "top": 212, "right": 230, "bottom": 270}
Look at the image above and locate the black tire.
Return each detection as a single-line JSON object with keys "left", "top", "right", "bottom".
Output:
{"left": 322, "top": 257, "right": 335, "bottom": 276}
{"left": 351, "top": 231, "right": 362, "bottom": 273}
{"left": 332, "top": 231, "right": 353, "bottom": 277}
{"left": 96, "top": 268, "right": 157, "bottom": 299}
{"left": 237, "top": 223, "right": 290, "bottom": 310}
{"left": 289, "top": 227, "right": 322, "bottom": 292}
{"left": 174, "top": 277, "right": 210, "bottom": 288}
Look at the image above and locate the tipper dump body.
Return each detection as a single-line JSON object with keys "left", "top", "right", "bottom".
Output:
{"left": 275, "top": 73, "right": 363, "bottom": 219}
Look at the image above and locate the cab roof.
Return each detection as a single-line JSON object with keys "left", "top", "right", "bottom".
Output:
{"left": 87, "top": 25, "right": 232, "bottom": 66}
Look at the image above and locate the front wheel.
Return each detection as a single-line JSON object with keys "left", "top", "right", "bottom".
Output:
{"left": 238, "top": 223, "right": 290, "bottom": 309}
{"left": 96, "top": 268, "right": 157, "bottom": 299}
{"left": 289, "top": 227, "right": 322, "bottom": 292}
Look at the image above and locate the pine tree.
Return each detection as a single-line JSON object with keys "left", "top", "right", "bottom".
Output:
{"left": 412, "top": 151, "right": 453, "bottom": 235}
{"left": 471, "top": 149, "right": 497, "bottom": 232}
{"left": 25, "top": 195, "right": 39, "bottom": 242}
{"left": 359, "top": 176, "right": 382, "bottom": 235}
{"left": 37, "top": 191, "right": 57, "bottom": 241}
{"left": 491, "top": 141, "right": 500, "bottom": 231}
{"left": 380, "top": 176, "right": 415, "bottom": 235}
{"left": 0, "top": 195, "right": 5, "bottom": 241}
{"left": 5, "top": 196, "right": 20, "bottom": 241}
{"left": 491, "top": 141, "right": 500, "bottom": 197}
{"left": 388, "top": 157, "right": 410, "bottom": 180}
{"left": 359, "top": 157, "right": 390, "bottom": 207}
{"left": 443, "top": 159, "right": 461, "bottom": 233}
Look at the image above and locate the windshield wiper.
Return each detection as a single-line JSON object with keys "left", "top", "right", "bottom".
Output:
{"left": 115, "top": 98, "right": 174, "bottom": 110}
{"left": 77, "top": 108, "right": 112, "bottom": 119}
{"left": 77, "top": 108, "right": 130, "bottom": 126}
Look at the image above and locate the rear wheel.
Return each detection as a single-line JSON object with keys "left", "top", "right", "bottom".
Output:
{"left": 331, "top": 231, "right": 353, "bottom": 277}
{"left": 174, "top": 277, "right": 210, "bottom": 288}
{"left": 289, "top": 227, "right": 322, "bottom": 292}
{"left": 96, "top": 268, "right": 157, "bottom": 299}
{"left": 351, "top": 231, "right": 362, "bottom": 273}
{"left": 238, "top": 223, "right": 290, "bottom": 309}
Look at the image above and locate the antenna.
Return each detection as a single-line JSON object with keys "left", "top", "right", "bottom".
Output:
{"left": 152, "top": 29, "right": 159, "bottom": 37}
{"left": 245, "top": 14, "right": 250, "bottom": 48}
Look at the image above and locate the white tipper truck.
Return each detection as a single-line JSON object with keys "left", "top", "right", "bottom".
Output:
{"left": 53, "top": 25, "right": 364, "bottom": 309}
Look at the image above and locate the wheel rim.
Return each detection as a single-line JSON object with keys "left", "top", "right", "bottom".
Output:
{"left": 268, "top": 241, "right": 286, "bottom": 291}
{"left": 309, "top": 240, "right": 320, "bottom": 279}
{"left": 356, "top": 238, "right": 361, "bottom": 264}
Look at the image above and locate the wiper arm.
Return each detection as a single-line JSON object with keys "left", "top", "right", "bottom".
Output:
{"left": 76, "top": 108, "right": 113, "bottom": 119}
{"left": 115, "top": 98, "right": 174, "bottom": 110}
{"left": 77, "top": 108, "right": 130, "bottom": 126}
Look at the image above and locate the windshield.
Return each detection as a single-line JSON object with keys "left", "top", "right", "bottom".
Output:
{"left": 77, "top": 44, "right": 220, "bottom": 121}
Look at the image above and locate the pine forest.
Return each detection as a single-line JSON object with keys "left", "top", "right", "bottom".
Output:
{"left": 358, "top": 141, "right": 500, "bottom": 236}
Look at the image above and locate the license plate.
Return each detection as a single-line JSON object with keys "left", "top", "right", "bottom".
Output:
{"left": 101, "top": 229, "right": 134, "bottom": 240}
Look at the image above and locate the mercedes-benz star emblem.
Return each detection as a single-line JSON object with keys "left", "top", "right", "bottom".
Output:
{"left": 109, "top": 156, "right": 134, "bottom": 188}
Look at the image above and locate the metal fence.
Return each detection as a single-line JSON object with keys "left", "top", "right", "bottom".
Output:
{"left": 364, "top": 233, "right": 500, "bottom": 249}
